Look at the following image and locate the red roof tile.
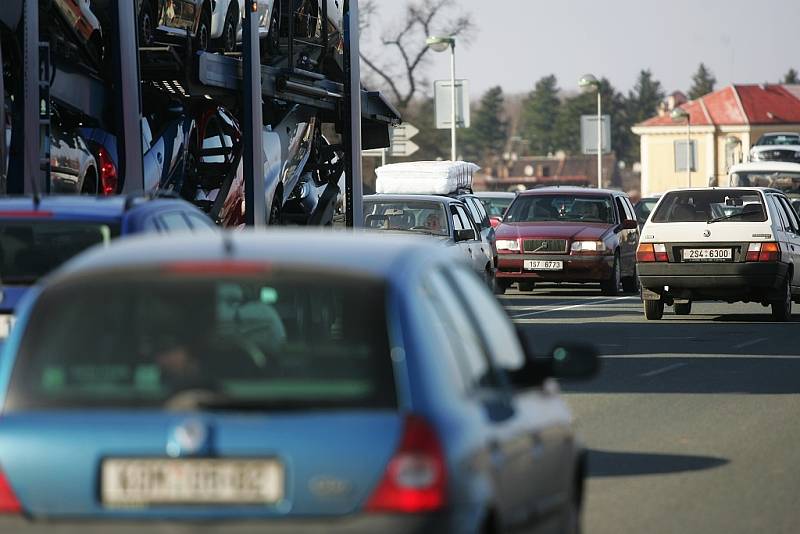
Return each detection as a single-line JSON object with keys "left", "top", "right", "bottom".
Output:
{"left": 637, "top": 84, "right": 800, "bottom": 128}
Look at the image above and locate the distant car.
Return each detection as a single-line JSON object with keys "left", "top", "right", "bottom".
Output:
{"left": 750, "top": 132, "right": 800, "bottom": 163}
{"left": 634, "top": 195, "right": 661, "bottom": 228}
{"left": 455, "top": 192, "right": 497, "bottom": 260}
{"left": 0, "top": 195, "right": 216, "bottom": 339}
{"left": 52, "top": 0, "right": 104, "bottom": 66}
{"left": 475, "top": 191, "right": 516, "bottom": 228}
{"left": 138, "top": 0, "right": 271, "bottom": 52}
{"left": 495, "top": 187, "right": 640, "bottom": 295}
{"left": 637, "top": 187, "right": 800, "bottom": 321}
{"left": 364, "top": 194, "right": 496, "bottom": 287}
{"left": 0, "top": 231, "right": 597, "bottom": 533}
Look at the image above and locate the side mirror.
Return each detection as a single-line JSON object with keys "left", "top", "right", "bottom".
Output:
{"left": 455, "top": 229, "right": 476, "bottom": 242}
{"left": 509, "top": 328, "right": 600, "bottom": 388}
{"left": 489, "top": 216, "right": 502, "bottom": 228}
{"left": 621, "top": 219, "right": 638, "bottom": 230}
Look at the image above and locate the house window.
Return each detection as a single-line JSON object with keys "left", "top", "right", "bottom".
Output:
{"left": 542, "top": 166, "right": 551, "bottom": 177}
{"left": 674, "top": 140, "right": 698, "bottom": 172}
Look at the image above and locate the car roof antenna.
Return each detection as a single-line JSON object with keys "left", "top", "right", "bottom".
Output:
{"left": 222, "top": 232, "right": 235, "bottom": 257}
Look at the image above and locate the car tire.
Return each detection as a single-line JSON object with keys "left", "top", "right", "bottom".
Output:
{"left": 771, "top": 275, "right": 792, "bottom": 322}
{"left": 139, "top": 2, "right": 155, "bottom": 46}
{"left": 674, "top": 302, "right": 692, "bottom": 315}
{"left": 268, "top": 198, "right": 282, "bottom": 225}
{"left": 644, "top": 299, "right": 664, "bottom": 320}
{"left": 518, "top": 281, "right": 535, "bottom": 292}
{"left": 195, "top": 9, "right": 211, "bottom": 51}
{"left": 622, "top": 265, "right": 639, "bottom": 294}
{"left": 217, "top": 3, "right": 238, "bottom": 52}
{"left": 600, "top": 255, "right": 621, "bottom": 296}
{"left": 493, "top": 277, "right": 510, "bottom": 296}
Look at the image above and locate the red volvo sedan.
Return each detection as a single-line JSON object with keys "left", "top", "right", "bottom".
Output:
{"left": 494, "top": 187, "right": 640, "bottom": 295}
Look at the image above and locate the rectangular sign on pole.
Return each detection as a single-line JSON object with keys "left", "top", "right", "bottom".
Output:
{"left": 434, "top": 80, "right": 470, "bottom": 129}
{"left": 581, "top": 115, "right": 611, "bottom": 155}
{"left": 363, "top": 122, "right": 420, "bottom": 159}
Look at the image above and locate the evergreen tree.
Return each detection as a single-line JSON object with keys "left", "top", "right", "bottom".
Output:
{"left": 688, "top": 63, "right": 716, "bottom": 99}
{"left": 460, "top": 86, "right": 508, "bottom": 165}
{"left": 519, "top": 75, "right": 561, "bottom": 155}
{"left": 783, "top": 68, "right": 799, "bottom": 84}
{"left": 552, "top": 78, "right": 626, "bottom": 157}
{"left": 622, "top": 70, "right": 665, "bottom": 162}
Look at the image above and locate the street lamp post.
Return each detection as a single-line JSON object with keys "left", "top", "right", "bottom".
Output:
{"left": 579, "top": 74, "right": 602, "bottom": 189}
{"left": 671, "top": 107, "right": 692, "bottom": 187}
{"left": 427, "top": 36, "right": 457, "bottom": 161}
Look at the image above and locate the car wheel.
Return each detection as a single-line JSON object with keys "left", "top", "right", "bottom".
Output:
{"left": 622, "top": 265, "right": 639, "bottom": 294}
{"left": 81, "top": 168, "right": 98, "bottom": 195}
{"left": 195, "top": 10, "right": 211, "bottom": 51}
{"left": 139, "top": 2, "right": 154, "bottom": 46}
{"left": 600, "top": 256, "right": 621, "bottom": 296}
{"left": 518, "top": 281, "right": 535, "bottom": 292}
{"left": 644, "top": 299, "right": 664, "bottom": 320}
{"left": 674, "top": 301, "right": 692, "bottom": 315}
{"left": 218, "top": 3, "right": 238, "bottom": 52}
{"left": 494, "top": 279, "right": 510, "bottom": 295}
{"left": 268, "top": 198, "right": 282, "bottom": 225}
{"left": 771, "top": 275, "right": 792, "bottom": 322}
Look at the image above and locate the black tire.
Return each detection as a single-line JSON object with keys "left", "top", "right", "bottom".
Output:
{"left": 622, "top": 265, "right": 639, "bottom": 294}
{"left": 195, "top": 9, "right": 211, "bottom": 51}
{"left": 268, "top": 198, "right": 281, "bottom": 225}
{"left": 139, "top": 1, "right": 155, "bottom": 46}
{"left": 494, "top": 279, "right": 510, "bottom": 295}
{"left": 644, "top": 299, "right": 664, "bottom": 320}
{"left": 217, "top": 2, "right": 238, "bottom": 52}
{"left": 81, "top": 168, "right": 98, "bottom": 195}
{"left": 771, "top": 275, "right": 792, "bottom": 322}
{"left": 674, "top": 301, "right": 692, "bottom": 315}
{"left": 600, "top": 256, "right": 622, "bottom": 296}
{"left": 518, "top": 281, "right": 535, "bottom": 292}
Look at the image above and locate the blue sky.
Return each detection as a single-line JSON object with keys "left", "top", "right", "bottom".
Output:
{"left": 364, "top": 0, "right": 800, "bottom": 97}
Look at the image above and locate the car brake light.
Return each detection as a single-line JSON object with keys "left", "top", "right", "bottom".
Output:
{"left": 0, "top": 211, "right": 53, "bottom": 218}
{"left": 162, "top": 261, "right": 271, "bottom": 275}
{"left": 748, "top": 242, "right": 780, "bottom": 262}
{"left": 365, "top": 414, "right": 446, "bottom": 513}
{"left": 97, "top": 147, "right": 118, "bottom": 196}
{"left": 637, "top": 243, "right": 668, "bottom": 262}
{"left": 0, "top": 470, "right": 21, "bottom": 514}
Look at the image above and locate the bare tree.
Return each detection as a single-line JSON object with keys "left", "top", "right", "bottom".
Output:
{"left": 360, "top": 0, "right": 474, "bottom": 111}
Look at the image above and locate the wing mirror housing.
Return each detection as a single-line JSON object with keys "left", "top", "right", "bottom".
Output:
{"left": 489, "top": 216, "right": 502, "bottom": 228}
{"left": 619, "top": 219, "right": 638, "bottom": 231}
{"left": 454, "top": 229, "right": 476, "bottom": 242}
{"left": 509, "top": 328, "right": 600, "bottom": 388}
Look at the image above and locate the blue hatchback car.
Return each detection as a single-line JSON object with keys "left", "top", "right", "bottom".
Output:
{"left": 0, "top": 231, "right": 597, "bottom": 533}
{"left": 0, "top": 195, "right": 216, "bottom": 338}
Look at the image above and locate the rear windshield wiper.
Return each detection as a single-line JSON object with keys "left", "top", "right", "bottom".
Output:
{"left": 706, "top": 212, "right": 757, "bottom": 224}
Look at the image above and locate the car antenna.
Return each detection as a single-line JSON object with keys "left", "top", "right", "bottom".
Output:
{"left": 222, "top": 232, "right": 235, "bottom": 257}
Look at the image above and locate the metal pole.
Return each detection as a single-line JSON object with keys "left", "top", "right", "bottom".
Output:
{"left": 450, "top": 42, "right": 457, "bottom": 161}
{"left": 596, "top": 90, "right": 602, "bottom": 189}
{"left": 22, "top": 0, "right": 40, "bottom": 194}
{"left": 686, "top": 120, "right": 692, "bottom": 187}
{"left": 243, "top": 1, "right": 265, "bottom": 227}
{"left": 343, "top": 0, "right": 363, "bottom": 228}
{"left": 114, "top": 0, "right": 144, "bottom": 193}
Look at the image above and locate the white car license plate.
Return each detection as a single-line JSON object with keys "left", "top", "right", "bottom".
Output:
{"left": 101, "top": 459, "right": 284, "bottom": 506}
{"left": 682, "top": 248, "right": 732, "bottom": 261}
{"left": 524, "top": 260, "right": 563, "bottom": 271}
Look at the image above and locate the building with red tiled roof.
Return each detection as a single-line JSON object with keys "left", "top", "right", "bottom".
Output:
{"left": 632, "top": 84, "right": 800, "bottom": 195}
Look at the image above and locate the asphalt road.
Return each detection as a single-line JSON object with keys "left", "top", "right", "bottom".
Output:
{"left": 502, "top": 284, "right": 800, "bottom": 534}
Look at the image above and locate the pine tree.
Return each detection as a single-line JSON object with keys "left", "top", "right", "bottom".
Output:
{"left": 519, "top": 75, "right": 561, "bottom": 155}
{"left": 688, "top": 63, "right": 716, "bottom": 99}
{"left": 783, "top": 68, "right": 799, "bottom": 84}
{"left": 460, "top": 86, "right": 508, "bottom": 166}
{"left": 622, "top": 70, "right": 665, "bottom": 162}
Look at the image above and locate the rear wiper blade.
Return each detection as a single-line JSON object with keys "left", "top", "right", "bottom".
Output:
{"left": 707, "top": 213, "right": 745, "bottom": 224}
{"left": 164, "top": 389, "right": 307, "bottom": 412}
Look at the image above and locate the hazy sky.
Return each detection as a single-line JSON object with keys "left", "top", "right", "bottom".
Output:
{"left": 363, "top": 0, "right": 800, "bottom": 97}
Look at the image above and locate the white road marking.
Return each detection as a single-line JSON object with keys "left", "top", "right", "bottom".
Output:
{"left": 640, "top": 362, "right": 688, "bottom": 377}
{"left": 732, "top": 337, "right": 769, "bottom": 350}
{"left": 511, "top": 296, "right": 638, "bottom": 319}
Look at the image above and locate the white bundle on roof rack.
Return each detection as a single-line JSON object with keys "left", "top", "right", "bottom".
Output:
{"left": 375, "top": 161, "right": 480, "bottom": 195}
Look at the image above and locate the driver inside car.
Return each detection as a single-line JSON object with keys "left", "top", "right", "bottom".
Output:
{"left": 425, "top": 212, "right": 443, "bottom": 233}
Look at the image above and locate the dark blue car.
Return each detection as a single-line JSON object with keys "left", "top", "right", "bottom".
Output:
{"left": 0, "top": 195, "right": 216, "bottom": 338}
{"left": 0, "top": 231, "right": 596, "bottom": 533}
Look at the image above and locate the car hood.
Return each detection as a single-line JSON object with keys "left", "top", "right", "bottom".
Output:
{"left": 496, "top": 222, "right": 611, "bottom": 241}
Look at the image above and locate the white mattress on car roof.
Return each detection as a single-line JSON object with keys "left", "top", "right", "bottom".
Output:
{"left": 375, "top": 161, "right": 480, "bottom": 195}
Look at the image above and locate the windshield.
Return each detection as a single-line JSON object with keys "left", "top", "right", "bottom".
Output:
{"left": 757, "top": 134, "right": 800, "bottom": 146}
{"left": 6, "top": 273, "right": 395, "bottom": 411}
{"left": 0, "top": 221, "right": 118, "bottom": 284}
{"left": 363, "top": 200, "right": 449, "bottom": 236}
{"left": 652, "top": 190, "right": 767, "bottom": 223}
{"left": 634, "top": 198, "right": 659, "bottom": 223}
{"left": 479, "top": 196, "right": 513, "bottom": 217}
{"left": 730, "top": 171, "right": 800, "bottom": 194}
{"left": 504, "top": 195, "right": 615, "bottom": 224}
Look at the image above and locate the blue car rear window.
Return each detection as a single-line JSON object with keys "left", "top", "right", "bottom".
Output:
{"left": 5, "top": 271, "right": 396, "bottom": 411}
{"left": 0, "top": 220, "right": 119, "bottom": 284}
